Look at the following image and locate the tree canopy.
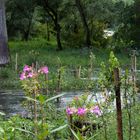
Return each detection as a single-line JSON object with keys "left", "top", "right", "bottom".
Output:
{"left": 4, "top": 0, "right": 139, "bottom": 50}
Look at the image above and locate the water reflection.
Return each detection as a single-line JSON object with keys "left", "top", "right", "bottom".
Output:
{"left": 0, "top": 90, "right": 25, "bottom": 117}
{"left": 0, "top": 90, "right": 139, "bottom": 117}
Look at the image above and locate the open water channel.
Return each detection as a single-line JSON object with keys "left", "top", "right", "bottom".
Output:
{"left": 0, "top": 90, "right": 25, "bottom": 117}
{"left": 0, "top": 90, "right": 107, "bottom": 117}
{"left": 0, "top": 90, "right": 140, "bottom": 117}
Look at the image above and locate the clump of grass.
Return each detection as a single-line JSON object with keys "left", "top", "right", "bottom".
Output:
{"left": 0, "top": 67, "right": 20, "bottom": 89}
{"left": 0, "top": 68, "right": 10, "bottom": 79}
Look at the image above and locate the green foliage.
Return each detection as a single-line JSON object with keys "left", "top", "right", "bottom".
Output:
{"left": 109, "top": 51, "right": 119, "bottom": 69}
{"left": 5, "top": 0, "right": 126, "bottom": 49}
{"left": 0, "top": 67, "right": 20, "bottom": 89}
{"left": 114, "top": 0, "right": 140, "bottom": 49}
{"left": 6, "top": 0, "right": 37, "bottom": 40}
{"left": 90, "top": 21, "right": 108, "bottom": 48}
{"left": 98, "top": 51, "right": 119, "bottom": 89}
{"left": 0, "top": 52, "right": 140, "bottom": 139}
{"left": 62, "top": 25, "right": 85, "bottom": 48}
{"left": 0, "top": 68, "right": 10, "bottom": 79}
{"left": 1, "top": 40, "right": 139, "bottom": 90}
{"left": 0, "top": 116, "right": 34, "bottom": 140}
{"left": 27, "top": 50, "right": 40, "bottom": 64}
{"left": 4, "top": 0, "right": 139, "bottom": 50}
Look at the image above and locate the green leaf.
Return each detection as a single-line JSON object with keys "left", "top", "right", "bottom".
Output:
{"left": 38, "top": 95, "right": 45, "bottom": 104}
{"left": 15, "top": 128, "right": 35, "bottom": 136}
{"left": 37, "top": 130, "right": 49, "bottom": 140}
{"left": 77, "top": 131, "right": 84, "bottom": 140}
{"left": 24, "top": 96, "right": 39, "bottom": 103}
{"left": 11, "top": 127, "right": 15, "bottom": 132}
{"left": 87, "top": 133, "right": 98, "bottom": 140}
{"left": 70, "top": 128, "right": 80, "bottom": 140}
{"left": 50, "top": 124, "right": 68, "bottom": 134}
{"left": 0, "top": 127, "right": 4, "bottom": 133}
{"left": 44, "top": 93, "right": 65, "bottom": 103}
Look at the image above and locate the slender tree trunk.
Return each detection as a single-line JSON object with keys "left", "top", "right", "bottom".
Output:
{"left": 46, "top": 21, "right": 50, "bottom": 41}
{"left": 22, "top": 8, "right": 34, "bottom": 41}
{"left": 55, "top": 17, "right": 62, "bottom": 51}
{"left": 7, "top": 10, "right": 16, "bottom": 38}
{"left": 44, "top": 0, "right": 63, "bottom": 51}
{"left": 0, "top": 0, "right": 10, "bottom": 66}
{"left": 75, "top": 0, "right": 91, "bottom": 49}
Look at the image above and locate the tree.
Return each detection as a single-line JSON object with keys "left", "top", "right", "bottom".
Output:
{"left": 114, "top": 0, "right": 140, "bottom": 49}
{"left": 130, "top": 0, "right": 140, "bottom": 48}
{"left": 6, "top": 0, "right": 36, "bottom": 41}
{"left": 61, "top": 0, "right": 114, "bottom": 48}
{"left": 0, "top": 0, "right": 9, "bottom": 66}
{"left": 43, "top": 0, "right": 63, "bottom": 50}
{"left": 75, "top": 0, "right": 91, "bottom": 49}
{"left": 5, "top": 0, "right": 126, "bottom": 49}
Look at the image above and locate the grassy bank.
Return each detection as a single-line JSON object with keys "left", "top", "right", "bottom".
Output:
{"left": 9, "top": 40, "right": 133, "bottom": 68}
{"left": 0, "top": 40, "right": 140, "bottom": 90}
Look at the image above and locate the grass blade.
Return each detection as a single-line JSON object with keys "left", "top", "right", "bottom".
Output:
{"left": 70, "top": 128, "right": 80, "bottom": 140}
{"left": 50, "top": 124, "right": 68, "bottom": 134}
{"left": 24, "top": 96, "right": 39, "bottom": 103}
{"left": 16, "top": 128, "right": 35, "bottom": 135}
{"left": 44, "top": 93, "right": 65, "bottom": 103}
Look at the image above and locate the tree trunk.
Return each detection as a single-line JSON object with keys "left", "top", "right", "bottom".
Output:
{"left": 46, "top": 21, "right": 50, "bottom": 41}
{"left": 22, "top": 8, "right": 34, "bottom": 41}
{"left": 0, "top": 0, "right": 10, "bottom": 66}
{"left": 55, "top": 17, "right": 62, "bottom": 51}
{"left": 75, "top": 0, "right": 91, "bottom": 49}
{"left": 44, "top": 0, "right": 63, "bottom": 51}
{"left": 7, "top": 10, "right": 16, "bottom": 38}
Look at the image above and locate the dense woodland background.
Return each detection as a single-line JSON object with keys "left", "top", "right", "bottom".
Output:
{"left": 5, "top": 0, "right": 140, "bottom": 51}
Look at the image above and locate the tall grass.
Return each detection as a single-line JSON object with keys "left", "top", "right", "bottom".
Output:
{"left": 1, "top": 40, "right": 139, "bottom": 89}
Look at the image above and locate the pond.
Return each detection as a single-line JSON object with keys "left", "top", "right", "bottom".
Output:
{"left": 0, "top": 90, "right": 114, "bottom": 116}
{"left": 0, "top": 90, "right": 139, "bottom": 117}
{"left": 0, "top": 90, "right": 105, "bottom": 117}
{"left": 0, "top": 90, "right": 25, "bottom": 117}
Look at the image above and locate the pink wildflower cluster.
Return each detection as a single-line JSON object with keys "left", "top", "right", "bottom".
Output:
{"left": 38, "top": 66, "right": 49, "bottom": 74}
{"left": 77, "top": 108, "right": 87, "bottom": 116}
{"left": 20, "top": 65, "right": 49, "bottom": 80}
{"left": 66, "top": 107, "right": 77, "bottom": 115}
{"left": 90, "top": 105, "right": 102, "bottom": 116}
{"left": 66, "top": 105, "right": 102, "bottom": 117}
{"left": 20, "top": 65, "right": 34, "bottom": 80}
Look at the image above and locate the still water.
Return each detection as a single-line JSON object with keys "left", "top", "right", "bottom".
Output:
{"left": 0, "top": 90, "right": 111, "bottom": 117}
{"left": 0, "top": 90, "right": 25, "bottom": 117}
{"left": 0, "top": 90, "right": 139, "bottom": 117}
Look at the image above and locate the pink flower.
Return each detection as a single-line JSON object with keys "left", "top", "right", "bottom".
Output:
{"left": 66, "top": 107, "right": 77, "bottom": 115}
{"left": 77, "top": 108, "right": 87, "bottom": 116}
{"left": 23, "top": 65, "right": 32, "bottom": 72}
{"left": 20, "top": 72, "right": 26, "bottom": 80}
{"left": 90, "top": 106, "right": 102, "bottom": 116}
{"left": 20, "top": 65, "right": 35, "bottom": 80}
{"left": 27, "top": 72, "right": 34, "bottom": 78}
{"left": 39, "top": 66, "right": 49, "bottom": 74}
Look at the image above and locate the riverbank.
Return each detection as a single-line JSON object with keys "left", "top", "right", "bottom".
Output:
{"left": 1, "top": 40, "right": 140, "bottom": 90}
